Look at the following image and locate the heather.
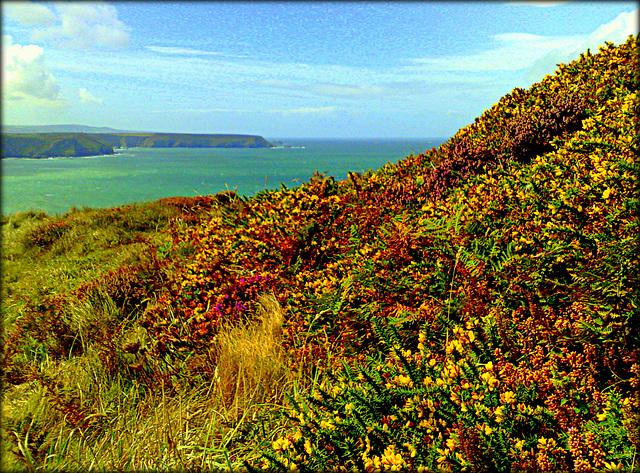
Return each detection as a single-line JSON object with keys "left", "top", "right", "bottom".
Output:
{"left": 2, "top": 37, "right": 638, "bottom": 471}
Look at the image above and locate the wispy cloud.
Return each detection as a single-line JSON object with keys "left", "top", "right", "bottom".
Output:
{"left": 41, "top": 3, "right": 635, "bottom": 95}
{"left": 146, "top": 46, "right": 224, "bottom": 56}
{"left": 152, "top": 106, "right": 341, "bottom": 116}
{"left": 7, "top": 2, "right": 636, "bottom": 135}
{"left": 278, "top": 106, "right": 340, "bottom": 116}
{"left": 262, "top": 79, "right": 386, "bottom": 99}
{"left": 46, "top": 49, "right": 386, "bottom": 103}
{"left": 150, "top": 107, "right": 254, "bottom": 115}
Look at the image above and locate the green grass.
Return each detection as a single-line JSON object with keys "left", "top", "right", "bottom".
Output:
{"left": 2, "top": 204, "right": 171, "bottom": 323}
{"left": 1, "top": 202, "right": 323, "bottom": 471}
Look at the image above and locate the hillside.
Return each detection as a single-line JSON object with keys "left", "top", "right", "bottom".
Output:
{"left": 1, "top": 132, "right": 274, "bottom": 158}
{"left": 1, "top": 36, "right": 638, "bottom": 472}
{"left": 93, "top": 132, "right": 273, "bottom": 149}
{"left": 1, "top": 133, "right": 114, "bottom": 159}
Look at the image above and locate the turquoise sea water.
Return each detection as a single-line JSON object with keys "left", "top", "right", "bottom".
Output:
{"left": 1, "top": 138, "right": 445, "bottom": 216}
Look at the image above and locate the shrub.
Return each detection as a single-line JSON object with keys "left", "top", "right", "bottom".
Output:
{"left": 23, "top": 220, "right": 71, "bottom": 250}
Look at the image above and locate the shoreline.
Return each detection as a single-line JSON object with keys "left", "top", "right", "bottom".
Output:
{"left": 2, "top": 137, "right": 445, "bottom": 216}
{"left": 1, "top": 153, "right": 118, "bottom": 160}
{"left": 2, "top": 145, "right": 284, "bottom": 159}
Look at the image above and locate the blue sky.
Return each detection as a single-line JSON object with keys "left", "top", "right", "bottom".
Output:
{"left": 2, "top": 1, "right": 637, "bottom": 138}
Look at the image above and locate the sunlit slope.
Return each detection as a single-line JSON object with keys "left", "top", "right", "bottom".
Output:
{"left": 251, "top": 37, "right": 639, "bottom": 472}
{"left": 139, "top": 37, "right": 638, "bottom": 470}
{"left": 148, "top": 36, "right": 637, "bottom": 358}
{"left": 2, "top": 36, "right": 638, "bottom": 472}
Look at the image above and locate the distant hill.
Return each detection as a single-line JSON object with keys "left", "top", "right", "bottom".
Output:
{"left": 3, "top": 124, "right": 132, "bottom": 134}
{"left": 1, "top": 133, "right": 115, "bottom": 159}
{"left": 1, "top": 132, "right": 274, "bottom": 158}
{"left": 93, "top": 132, "right": 273, "bottom": 149}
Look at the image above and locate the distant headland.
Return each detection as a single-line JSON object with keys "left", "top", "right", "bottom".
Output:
{"left": 1, "top": 125, "right": 274, "bottom": 159}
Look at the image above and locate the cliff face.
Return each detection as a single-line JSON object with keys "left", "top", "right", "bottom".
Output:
{"left": 1, "top": 132, "right": 274, "bottom": 158}
{"left": 1, "top": 134, "right": 114, "bottom": 159}
{"left": 95, "top": 133, "right": 273, "bottom": 149}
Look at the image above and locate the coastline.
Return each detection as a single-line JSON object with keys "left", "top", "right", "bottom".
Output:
{"left": 1, "top": 138, "right": 445, "bottom": 216}
{"left": 1, "top": 152, "right": 118, "bottom": 160}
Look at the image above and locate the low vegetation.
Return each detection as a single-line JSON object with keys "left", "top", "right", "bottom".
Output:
{"left": 2, "top": 36, "right": 638, "bottom": 471}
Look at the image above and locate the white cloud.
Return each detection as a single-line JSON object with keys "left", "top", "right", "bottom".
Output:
{"left": 78, "top": 88, "right": 103, "bottom": 104}
{"left": 406, "top": 32, "right": 584, "bottom": 73}
{"left": 3, "top": 2, "right": 57, "bottom": 26}
{"left": 18, "top": 2, "right": 130, "bottom": 49}
{"left": 2, "top": 35, "right": 61, "bottom": 103}
{"left": 585, "top": 9, "right": 639, "bottom": 49}
{"left": 404, "top": 7, "right": 638, "bottom": 84}
{"left": 524, "top": 8, "right": 638, "bottom": 81}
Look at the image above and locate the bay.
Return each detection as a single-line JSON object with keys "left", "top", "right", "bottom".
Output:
{"left": 1, "top": 137, "right": 445, "bottom": 216}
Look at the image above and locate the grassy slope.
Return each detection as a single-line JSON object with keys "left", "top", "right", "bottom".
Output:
{"left": 1, "top": 37, "right": 638, "bottom": 471}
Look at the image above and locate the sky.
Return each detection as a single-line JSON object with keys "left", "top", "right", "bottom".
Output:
{"left": 2, "top": 1, "right": 638, "bottom": 139}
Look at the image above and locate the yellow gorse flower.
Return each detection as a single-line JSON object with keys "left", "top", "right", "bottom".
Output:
{"left": 272, "top": 436, "right": 292, "bottom": 452}
{"left": 304, "top": 439, "right": 313, "bottom": 455}
{"left": 319, "top": 419, "right": 335, "bottom": 430}
{"left": 501, "top": 391, "right": 516, "bottom": 404}
{"left": 381, "top": 444, "right": 406, "bottom": 470}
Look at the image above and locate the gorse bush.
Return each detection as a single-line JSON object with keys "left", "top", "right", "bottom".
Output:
{"left": 261, "top": 324, "right": 636, "bottom": 471}
{"left": 2, "top": 36, "right": 638, "bottom": 471}
{"left": 253, "top": 36, "right": 639, "bottom": 471}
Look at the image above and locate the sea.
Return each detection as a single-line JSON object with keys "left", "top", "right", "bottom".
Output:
{"left": 1, "top": 138, "right": 446, "bottom": 216}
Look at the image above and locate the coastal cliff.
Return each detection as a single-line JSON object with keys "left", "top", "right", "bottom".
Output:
{"left": 1, "top": 132, "right": 274, "bottom": 158}
{"left": 1, "top": 133, "right": 114, "bottom": 159}
{"left": 94, "top": 132, "right": 273, "bottom": 149}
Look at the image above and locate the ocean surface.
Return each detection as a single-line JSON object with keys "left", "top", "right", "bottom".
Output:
{"left": 1, "top": 138, "right": 445, "bottom": 216}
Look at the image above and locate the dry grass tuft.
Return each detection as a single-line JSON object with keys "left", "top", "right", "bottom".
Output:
{"left": 215, "top": 294, "right": 287, "bottom": 415}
